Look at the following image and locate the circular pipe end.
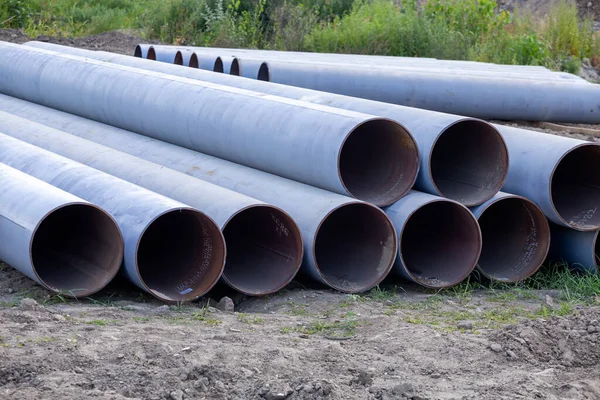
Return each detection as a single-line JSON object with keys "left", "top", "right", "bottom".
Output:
{"left": 146, "top": 47, "right": 156, "bottom": 61}
{"left": 213, "top": 57, "right": 224, "bottom": 73}
{"left": 221, "top": 206, "right": 303, "bottom": 295}
{"left": 229, "top": 58, "right": 240, "bottom": 76}
{"left": 398, "top": 200, "right": 481, "bottom": 288}
{"left": 314, "top": 203, "right": 397, "bottom": 293}
{"left": 257, "top": 62, "right": 270, "bottom": 81}
{"left": 339, "top": 119, "right": 419, "bottom": 206}
{"left": 551, "top": 144, "right": 600, "bottom": 231}
{"left": 430, "top": 120, "right": 508, "bottom": 206}
{"left": 136, "top": 209, "right": 225, "bottom": 302}
{"left": 174, "top": 51, "right": 184, "bottom": 65}
{"left": 476, "top": 197, "right": 550, "bottom": 282}
{"left": 134, "top": 45, "right": 143, "bottom": 58}
{"left": 31, "top": 203, "right": 123, "bottom": 297}
{"left": 189, "top": 53, "right": 199, "bottom": 68}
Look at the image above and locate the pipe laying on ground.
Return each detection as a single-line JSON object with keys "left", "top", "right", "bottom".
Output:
{"left": 384, "top": 191, "right": 482, "bottom": 288}
{"left": 234, "top": 58, "right": 270, "bottom": 80}
{"left": 23, "top": 42, "right": 509, "bottom": 207}
{"left": 174, "top": 49, "right": 194, "bottom": 66}
{"left": 134, "top": 44, "right": 152, "bottom": 59}
{"left": 497, "top": 125, "right": 600, "bottom": 231}
{"left": 220, "top": 56, "right": 240, "bottom": 75}
{"left": 0, "top": 132, "right": 226, "bottom": 302}
{"left": 0, "top": 109, "right": 303, "bottom": 296}
{"left": 188, "top": 52, "right": 224, "bottom": 72}
{"left": 547, "top": 224, "right": 599, "bottom": 274}
{"left": 4, "top": 42, "right": 418, "bottom": 207}
{"left": 0, "top": 163, "right": 123, "bottom": 297}
{"left": 0, "top": 96, "right": 398, "bottom": 293}
{"left": 470, "top": 192, "right": 550, "bottom": 282}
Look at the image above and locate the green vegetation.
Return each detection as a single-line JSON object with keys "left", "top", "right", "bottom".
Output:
{"left": 85, "top": 319, "right": 118, "bottom": 326}
{"left": 1, "top": 0, "right": 598, "bottom": 73}
{"left": 237, "top": 313, "right": 264, "bottom": 324}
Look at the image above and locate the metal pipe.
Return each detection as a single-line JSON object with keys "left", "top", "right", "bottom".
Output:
{"left": 0, "top": 163, "right": 123, "bottom": 297}
{"left": 0, "top": 132, "right": 226, "bottom": 302}
{"left": 221, "top": 56, "right": 240, "bottom": 75}
{"left": 133, "top": 44, "right": 152, "bottom": 59}
{"left": 174, "top": 50, "right": 193, "bottom": 66}
{"left": 0, "top": 109, "right": 303, "bottom": 296}
{"left": 189, "top": 52, "right": 223, "bottom": 72}
{"left": 21, "top": 43, "right": 509, "bottom": 207}
{"left": 470, "top": 192, "right": 550, "bottom": 282}
{"left": 547, "top": 224, "right": 599, "bottom": 274}
{"left": 384, "top": 191, "right": 482, "bottom": 288}
{"left": 497, "top": 125, "right": 600, "bottom": 231}
{"left": 3, "top": 42, "right": 419, "bottom": 207}
{"left": 0, "top": 96, "right": 398, "bottom": 293}
{"left": 235, "top": 58, "right": 269, "bottom": 80}
{"left": 146, "top": 46, "right": 178, "bottom": 64}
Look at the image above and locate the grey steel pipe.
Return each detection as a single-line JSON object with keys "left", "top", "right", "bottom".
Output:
{"left": 22, "top": 42, "right": 509, "bottom": 207}
{"left": 0, "top": 97, "right": 397, "bottom": 293}
{"left": 133, "top": 44, "right": 152, "bottom": 59}
{"left": 547, "top": 224, "right": 599, "bottom": 274}
{"left": 174, "top": 49, "right": 194, "bottom": 66}
{"left": 3, "top": 42, "right": 418, "bottom": 207}
{"left": 0, "top": 163, "right": 123, "bottom": 297}
{"left": 146, "top": 46, "right": 179, "bottom": 64}
{"left": 384, "top": 191, "right": 482, "bottom": 288}
{"left": 470, "top": 192, "right": 550, "bottom": 282}
{"left": 497, "top": 125, "right": 600, "bottom": 231}
{"left": 235, "top": 58, "right": 269, "bottom": 80}
{"left": 221, "top": 56, "right": 240, "bottom": 75}
{"left": 0, "top": 109, "right": 303, "bottom": 296}
{"left": 189, "top": 52, "right": 224, "bottom": 72}
{"left": 0, "top": 132, "right": 226, "bottom": 302}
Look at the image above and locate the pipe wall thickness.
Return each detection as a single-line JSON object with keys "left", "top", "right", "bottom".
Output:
{"left": 547, "top": 224, "right": 599, "bottom": 274}
{"left": 0, "top": 109, "right": 303, "bottom": 296}
{"left": 470, "top": 192, "right": 550, "bottom": 282}
{"left": 22, "top": 42, "right": 508, "bottom": 207}
{"left": 0, "top": 132, "right": 226, "bottom": 302}
{"left": 0, "top": 162, "right": 123, "bottom": 296}
{"left": 3, "top": 42, "right": 418, "bottom": 207}
{"left": 0, "top": 96, "right": 398, "bottom": 293}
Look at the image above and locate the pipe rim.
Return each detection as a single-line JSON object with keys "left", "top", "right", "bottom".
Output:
{"left": 30, "top": 202, "right": 124, "bottom": 297}
{"left": 189, "top": 53, "right": 199, "bottom": 68}
{"left": 428, "top": 118, "right": 508, "bottom": 206}
{"left": 174, "top": 51, "right": 184, "bottom": 65}
{"left": 229, "top": 58, "right": 240, "bottom": 76}
{"left": 338, "top": 117, "right": 420, "bottom": 207}
{"left": 312, "top": 201, "right": 397, "bottom": 293}
{"left": 220, "top": 204, "right": 303, "bottom": 295}
{"left": 146, "top": 46, "right": 156, "bottom": 61}
{"left": 213, "top": 57, "right": 224, "bottom": 73}
{"left": 474, "top": 194, "right": 550, "bottom": 282}
{"left": 397, "top": 198, "right": 482, "bottom": 288}
{"left": 134, "top": 207, "right": 226, "bottom": 302}
{"left": 134, "top": 45, "right": 143, "bottom": 58}
{"left": 257, "top": 62, "right": 270, "bottom": 81}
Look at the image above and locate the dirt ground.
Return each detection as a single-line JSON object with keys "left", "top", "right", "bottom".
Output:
{"left": 2, "top": 27, "right": 600, "bottom": 400}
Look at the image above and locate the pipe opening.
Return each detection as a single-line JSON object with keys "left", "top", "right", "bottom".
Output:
{"left": 213, "top": 57, "right": 224, "bottom": 73}
{"left": 477, "top": 197, "right": 550, "bottom": 282}
{"left": 314, "top": 203, "right": 396, "bottom": 293}
{"left": 257, "top": 62, "right": 270, "bottom": 81}
{"left": 137, "top": 209, "right": 225, "bottom": 302}
{"left": 222, "top": 206, "right": 303, "bottom": 295}
{"left": 189, "top": 53, "right": 199, "bottom": 68}
{"left": 146, "top": 47, "right": 156, "bottom": 61}
{"left": 430, "top": 120, "right": 508, "bottom": 206}
{"left": 339, "top": 119, "right": 419, "bottom": 206}
{"left": 229, "top": 58, "right": 240, "bottom": 76}
{"left": 551, "top": 144, "right": 600, "bottom": 230}
{"left": 134, "top": 45, "right": 142, "bottom": 58}
{"left": 400, "top": 201, "right": 481, "bottom": 288}
{"left": 174, "top": 51, "right": 184, "bottom": 65}
{"left": 31, "top": 204, "right": 123, "bottom": 297}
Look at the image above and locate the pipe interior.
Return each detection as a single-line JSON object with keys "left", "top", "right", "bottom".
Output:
{"left": 174, "top": 51, "right": 184, "bottom": 65}
{"left": 400, "top": 201, "right": 480, "bottom": 288}
{"left": 477, "top": 198, "right": 549, "bottom": 282}
{"left": 137, "top": 209, "right": 225, "bottom": 302}
{"left": 430, "top": 120, "right": 508, "bottom": 206}
{"left": 314, "top": 203, "right": 396, "bottom": 292}
{"left": 222, "top": 206, "right": 303, "bottom": 295}
{"left": 257, "top": 63, "right": 270, "bottom": 81}
{"left": 189, "top": 53, "right": 199, "bottom": 68}
{"left": 339, "top": 119, "right": 418, "bottom": 206}
{"left": 551, "top": 145, "right": 600, "bottom": 230}
{"left": 229, "top": 58, "right": 240, "bottom": 76}
{"left": 146, "top": 47, "right": 156, "bottom": 60}
{"left": 31, "top": 204, "right": 123, "bottom": 297}
{"left": 213, "top": 57, "right": 224, "bottom": 73}
{"left": 134, "top": 45, "right": 142, "bottom": 58}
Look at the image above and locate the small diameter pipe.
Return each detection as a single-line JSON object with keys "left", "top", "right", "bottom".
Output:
{"left": 222, "top": 56, "right": 240, "bottom": 75}
{"left": 0, "top": 163, "right": 123, "bottom": 297}
{"left": 134, "top": 44, "right": 152, "bottom": 59}
{"left": 0, "top": 132, "right": 226, "bottom": 302}
{"left": 385, "top": 191, "right": 482, "bottom": 288}
{"left": 470, "top": 192, "right": 550, "bottom": 282}
{"left": 0, "top": 109, "right": 303, "bottom": 296}
{"left": 547, "top": 224, "right": 599, "bottom": 274}
{"left": 498, "top": 125, "right": 600, "bottom": 231}
{"left": 146, "top": 46, "right": 179, "bottom": 63}
{"left": 189, "top": 53, "right": 224, "bottom": 72}
{"left": 235, "top": 58, "right": 269, "bottom": 80}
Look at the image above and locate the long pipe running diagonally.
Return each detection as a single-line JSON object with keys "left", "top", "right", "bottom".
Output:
{"left": 5, "top": 42, "right": 419, "bottom": 207}
{"left": 22, "top": 42, "right": 510, "bottom": 207}
{"left": 384, "top": 191, "right": 482, "bottom": 288}
{"left": 0, "top": 109, "right": 303, "bottom": 296}
{"left": 0, "top": 96, "right": 398, "bottom": 293}
{"left": 470, "top": 192, "right": 550, "bottom": 282}
{"left": 0, "top": 163, "right": 123, "bottom": 297}
{"left": 0, "top": 132, "right": 226, "bottom": 302}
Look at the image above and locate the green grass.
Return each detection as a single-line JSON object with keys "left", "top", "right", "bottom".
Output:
{"left": 86, "top": 319, "right": 118, "bottom": 326}
{"left": 237, "top": 313, "right": 264, "bottom": 325}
